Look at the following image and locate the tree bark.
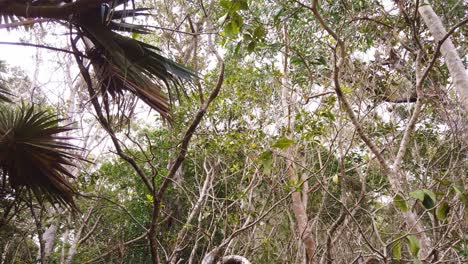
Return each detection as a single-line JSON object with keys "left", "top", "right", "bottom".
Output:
{"left": 303, "top": 0, "right": 437, "bottom": 260}
{"left": 417, "top": 1, "right": 468, "bottom": 111}
{"left": 281, "top": 23, "right": 317, "bottom": 264}
{"left": 42, "top": 217, "right": 59, "bottom": 258}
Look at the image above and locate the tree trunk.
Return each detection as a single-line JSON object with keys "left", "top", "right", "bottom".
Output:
{"left": 281, "top": 23, "right": 317, "bottom": 264}
{"left": 42, "top": 218, "right": 59, "bottom": 258}
{"left": 417, "top": 1, "right": 468, "bottom": 111}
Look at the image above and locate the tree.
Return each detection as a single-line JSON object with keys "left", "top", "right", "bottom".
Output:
{"left": 0, "top": 0, "right": 195, "bottom": 204}
{"left": 1, "top": 0, "right": 466, "bottom": 263}
{"left": 1, "top": 0, "right": 194, "bottom": 116}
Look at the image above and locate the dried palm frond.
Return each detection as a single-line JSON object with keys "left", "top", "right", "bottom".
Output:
{"left": 0, "top": 0, "right": 196, "bottom": 120}
{"left": 77, "top": 4, "right": 195, "bottom": 120}
{"left": 0, "top": 86, "right": 12, "bottom": 103}
{"left": 0, "top": 105, "right": 82, "bottom": 209}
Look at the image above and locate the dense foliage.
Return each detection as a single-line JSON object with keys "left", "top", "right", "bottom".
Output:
{"left": 0, "top": 0, "right": 466, "bottom": 263}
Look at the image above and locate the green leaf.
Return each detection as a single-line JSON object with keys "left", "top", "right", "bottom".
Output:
{"left": 260, "top": 150, "right": 273, "bottom": 175}
{"left": 313, "top": 56, "right": 327, "bottom": 65}
{"left": 230, "top": 0, "right": 248, "bottom": 11}
{"left": 0, "top": 105, "right": 82, "bottom": 209}
{"left": 453, "top": 185, "right": 463, "bottom": 195}
{"left": 146, "top": 194, "right": 154, "bottom": 202}
{"left": 247, "top": 41, "right": 256, "bottom": 53}
{"left": 272, "top": 137, "right": 294, "bottom": 149}
{"left": 239, "top": 0, "right": 248, "bottom": 10}
{"left": 394, "top": 194, "right": 409, "bottom": 212}
{"left": 422, "top": 189, "right": 436, "bottom": 204}
{"left": 406, "top": 235, "right": 420, "bottom": 257}
{"left": 230, "top": 12, "right": 244, "bottom": 28}
{"left": 436, "top": 201, "right": 450, "bottom": 220}
{"left": 341, "top": 85, "right": 352, "bottom": 94}
{"left": 434, "top": 178, "right": 451, "bottom": 186}
{"left": 422, "top": 189, "right": 436, "bottom": 209}
{"left": 413, "top": 259, "right": 423, "bottom": 264}
{"left": 224, "top": 21, "right": 240, "bottom": 38}
{"left": 332, "top": 174, "right": 339, "bottom": 184}
{"left": 410, "top": 190, "right": 425, "bottom": 202}
{"left": 253, "top": 25, "right": 266, "bottom": 39}
{"left": 392, "top": 239, "right": 402, "bottom": 261}
{"left": 0, "top": 86, "right": 13, "bottom": 103}
{"left": 220, "top": 0, "right": 231, "bottom": 9}
{"left": 453, "top": 186, "right": 468, "bottom": 207}
{"left": 260, "top": 150, "right": 272, "bottom": 161}
{"left": 410, "top": 189, "right": 436, "bottom": 209}
{"left": 234, "top": 41, "right": 242, "bottom": 55}
{"left": 131, "top": 32, "right": 140, "bottom": 39}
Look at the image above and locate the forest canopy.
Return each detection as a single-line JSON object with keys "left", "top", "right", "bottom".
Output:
{"left": 0, "top": 0, "right": 467, "bottom": 263}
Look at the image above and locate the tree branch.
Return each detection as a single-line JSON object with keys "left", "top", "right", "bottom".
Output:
{"left": 0, "top": 41, "right": 88, "bottom": 58}
{"left": 0, "top": 18, "right": 50, "bottom": 29}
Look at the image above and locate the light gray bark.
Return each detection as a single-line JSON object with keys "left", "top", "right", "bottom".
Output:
{"left": 42, "top": 218, "right": 59, "bottom": 257}
{"left": 418, "top": 2, "right": 468, "bottom": 111}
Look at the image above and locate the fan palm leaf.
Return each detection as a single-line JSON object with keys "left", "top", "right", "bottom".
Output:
{"left": 77, "top": 4, "right": 195, "bottom": 119}
{"left": 0, "top": 105, "right": 81, "bottom": 208}
{"left": 0, "top": 0, "right": 196, "bottom": 119}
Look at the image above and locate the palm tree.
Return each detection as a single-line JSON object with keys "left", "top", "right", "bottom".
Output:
{"left": 0, "top": 104, "right": 82, "bottom": 208}
{"left": 0, "top": 0, "right": 195, "bottom": 206}
{"left": 1, "top": 0, "right": 194, "bottom": 118}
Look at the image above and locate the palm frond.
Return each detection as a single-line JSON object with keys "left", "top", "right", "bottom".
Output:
{"left": 108, "top": 21, "right": 152, "bottom": 34}
{"left": 0, "top": 86, "right": 12, "bottom": 103}
{"left": 111, "top": 8, "right": 152, "bottom": 20}
{"left": 0, "top": 105, "right": 82, "bottom": 209}
{"left": 0, "top": 0, "right": 196, "bottom": 119}
{"left": 79, "top": 12, "right": 195, "bottom": 119}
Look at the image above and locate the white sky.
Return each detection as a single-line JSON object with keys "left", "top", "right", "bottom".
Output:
{"left": 0, "top": 30, "right": 36, "bottom": 71}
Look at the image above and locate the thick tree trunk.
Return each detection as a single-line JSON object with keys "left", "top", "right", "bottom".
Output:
{"left": 418, "top": 2, "right": 468, "bottom": 111}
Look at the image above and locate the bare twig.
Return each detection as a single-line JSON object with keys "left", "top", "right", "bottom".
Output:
{"left": 0, "top": 41, "right": 88, "bottom": 58}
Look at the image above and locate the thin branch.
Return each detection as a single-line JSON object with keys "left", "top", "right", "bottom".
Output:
{"left": 79, "top": 193, "right": 148, "bottom": 232}
{"left": 201, "top": 186, "right": 302, "bottom": 263}
{"left": 437, "top": 16, "right": 468, "bottom": 47}
{"left": 301, "top": 91, "right": 335, "bottom": 105}
{"left": 294, "top": 0, "right": 344, "bottom": 48}
{"left": 148, "top": 31, "right": 225, "bottom": 263}
{"left": 70, "top": 32, "right": 154, "bottom": 194}
{"left": 350, "top": 16, "right": 394, "bottom": 29}
{"left": 152, "top": 54, "right": 225, "bottom": 226}
{"left": 169, "top": 158, "right": 213, "bottom": 263}
{"left": 392, "top": 16, "right": 468, "bottom": 173}
{"left": 145, "top": 25, "right": 217, "bottom": 36}
{"left": 0, "top": 18, "right": 50, "bottom": 29}
{"left": 82, "top": 232, "right": 147, "bottom": 264}
{"left": 0, "top": 41, "right": 88, "bottom": 58}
